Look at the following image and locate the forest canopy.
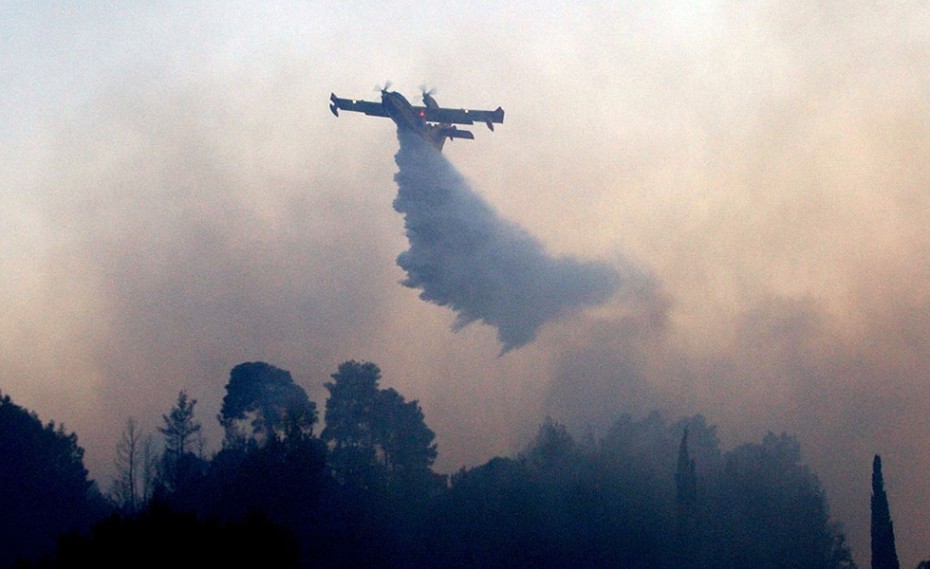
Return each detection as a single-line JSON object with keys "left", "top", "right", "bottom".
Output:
{"left": 0, "top": 363, "right": 868, "bottom": 569}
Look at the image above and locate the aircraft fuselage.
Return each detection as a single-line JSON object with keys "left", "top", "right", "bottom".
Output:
{"left": 381, "top": 91, "right": 429, "bottom": 133}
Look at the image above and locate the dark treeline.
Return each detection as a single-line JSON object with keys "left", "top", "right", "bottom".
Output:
{"left": 0, "top": 360, "right": 922, "bottom": 568}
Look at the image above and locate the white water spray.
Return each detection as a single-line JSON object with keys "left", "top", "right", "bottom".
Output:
{"left": 391, "top": 128, "right": 622, "bottom": 353}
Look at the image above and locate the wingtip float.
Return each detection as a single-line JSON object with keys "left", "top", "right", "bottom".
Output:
{"left": 329, "top": 86, "right": 504, "bottom": 152}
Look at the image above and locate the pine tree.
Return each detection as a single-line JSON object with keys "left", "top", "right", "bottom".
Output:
{"left": 871, "top": 454, "right": 900, "bottom": 569}
{"left": 321, "top": 361, "right": 382, "bottom": 488}
{"left": 322, "top": 360, "right": 439, "bottom": 495}
{"left": 157, "top": 390, "right": 203, "bottom": 492}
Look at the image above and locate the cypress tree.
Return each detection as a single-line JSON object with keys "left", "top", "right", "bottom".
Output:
{"left": 675, "top": 427, "right": 699, "bottom": 566}
{"left": 871, "top": 454, "right": 900, "bottom": 569}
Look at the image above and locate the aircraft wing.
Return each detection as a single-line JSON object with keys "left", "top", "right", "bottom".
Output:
{"left": 330, "top": 94, "right": 389, "bottom": 117}
{"left": 420, "top": 106, "right": 505, "bottom": 128}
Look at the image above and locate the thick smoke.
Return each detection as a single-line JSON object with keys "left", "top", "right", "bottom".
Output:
{"left": 392, "top": 128, "right": 621, "bottom": 353}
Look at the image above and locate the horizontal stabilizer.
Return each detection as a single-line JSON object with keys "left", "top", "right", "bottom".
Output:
{"left": 442, "top": 128, "right": 475, "bottom": 140}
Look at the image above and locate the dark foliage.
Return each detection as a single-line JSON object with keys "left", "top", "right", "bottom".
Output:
{"left": 23, "top": 501, "right": 299, "bottom": 569}
{"left": 321, "top": 360, "right": 439, "bottom": 497}
{"left": 425, "top": 414, "right": 855, "bottom": 569}
{"left": 675, "top": 427, "right": 699, "bottom": 566}
{"left": 321, "top": 360, "right": 384, "bottom": 488}
{"left": 172, "top": 434, "right": 327, "bottom": 530}
{"left": 711, "top": 432, "right": 850, "bottom": 569}
{"left": 871, "top": 455, "right": 900, "bottom": 569}
{"left": 1, "top": 364, "right": 861, "bottom": 569}
{"left": 0, "top": 393, "right": 106, "bottom": 568}
{"left": 155, "top": 390, "right": 205, "bottom": 494}
{"left": 219, "top": 362, "right": 317, "bottom": 447}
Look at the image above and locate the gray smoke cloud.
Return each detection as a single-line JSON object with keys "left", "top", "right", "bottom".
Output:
{"left": 6, "top": 4, "right": 930, "bottom": 563}
{"left": 392, "top": 128, "right": 621, "bottom": 353}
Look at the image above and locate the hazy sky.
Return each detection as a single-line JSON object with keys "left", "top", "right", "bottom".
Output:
{"left": 3, "top": 2, "right": 929, "bottom": 566}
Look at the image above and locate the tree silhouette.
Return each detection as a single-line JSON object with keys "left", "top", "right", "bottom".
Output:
{"left": 675, "top": 427, "right": 699, "bottom": 566}
{"left": 321, "top": 360, "right": 385, "bottom": 489}
{"left": 156, "top": 390, "right": 204, "bottom": 494}
{"left": 871, "top": 454, "right": 900, "bottom": 569}
{"left": 159, "top": 390, "right": 201, "bottom": 458}
{"left": 713, "top": 432, "right": 851, "bottom": 569}
{"left": 322, "top": 360, "right": 439, "bottom": 496}
{"left": 524, "top": 416, "right": 577, "bottom": 473}
{"left": 375, "top": 387, "right": 438, "bottom": 495}
{"left": 0, "top": 392, "right": 104, "bottom": 567}
{"left": 219, "top": 362, "right": 317, "bottom": 448}
{"left": 110, "top": 417, "right": 146, "bottom": 514}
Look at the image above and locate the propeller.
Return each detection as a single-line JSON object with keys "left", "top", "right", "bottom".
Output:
{"left": 374, "top": 80, "right": 393, "bottom": 93}
{"left": 420, "top": 84, "right": 439, "bottom": 108}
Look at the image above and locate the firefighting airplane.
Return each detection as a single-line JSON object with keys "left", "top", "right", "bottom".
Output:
{"left": 329, "top": 84, "right": 504, "bottom": 151}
